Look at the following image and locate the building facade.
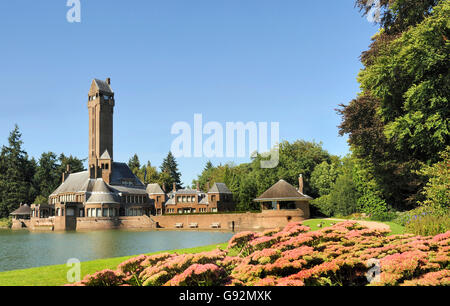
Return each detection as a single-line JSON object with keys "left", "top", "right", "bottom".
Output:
{"left": 26, "top": 78, "right": 236, "bottom": 230}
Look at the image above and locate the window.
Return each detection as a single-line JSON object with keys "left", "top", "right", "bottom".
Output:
{"left": 96, "top": 208, "right": 101, "bottom": 217}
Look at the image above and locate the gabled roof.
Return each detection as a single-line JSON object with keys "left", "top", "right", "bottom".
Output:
{"left": 208, "top": 183, "right": 232, "bottom": 194}
{"left": 254, "top": 179, "right": 312, "bottom": 202}
{"left": 93, "top": 78, "right": 113, "bottom": 94}
{"left": 10, "top": 204, "right": 31, "bottom": 216}
{"left": 146, "top": 183, "right": 165, "bottom": 194}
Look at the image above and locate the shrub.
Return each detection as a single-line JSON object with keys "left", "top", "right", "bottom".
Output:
{"left": 405, "top": 213, "right": 450, "bottom": 236}
{"left": 69, "top": 222, "right": 450, "bottom": 287}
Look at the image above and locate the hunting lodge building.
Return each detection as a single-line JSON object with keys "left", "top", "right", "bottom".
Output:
{"left": 30, "top": 78, "right": 235, "bottom": 230}
{"left": 12, "top": 78, "right": 311, "bottom": 231}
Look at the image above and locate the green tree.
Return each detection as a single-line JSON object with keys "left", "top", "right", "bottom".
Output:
{"left": 310, "top": 157, "right": 342, "bottom": 196}
{"left": 338, "top": 0, "right": 448, "bottom": 210}
{"left": 136, "top": 161, "right": 160, "bottom": 185}
{"left": 128, "top": 153, "right": 141, "bottom": 175}
{"left": 418, "top": 146, "right": 450, "bottom": 213}
{"left": 0, "top": 125, "right": 35, "bottom": 217}
{"left": 33, "top": 152, "right": 60, "bottom": 199}
{"left": 160, "top": 152, "right": 182, "bottom": 189}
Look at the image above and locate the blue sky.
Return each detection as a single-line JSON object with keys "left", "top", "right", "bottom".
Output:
{"left": 0, "top": 0, "right": 378, "bottom": 186}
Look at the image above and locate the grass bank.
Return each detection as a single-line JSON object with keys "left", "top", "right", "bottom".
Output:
{"left": 0, "top": 242, "right": 228, "bottom": 286}
{"left": 302, "top": 218, "right": 406, "bottom": 235}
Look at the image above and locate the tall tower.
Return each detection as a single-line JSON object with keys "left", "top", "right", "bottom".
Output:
{"left": 87, "top": 78, "right": 115, "bottom": 183}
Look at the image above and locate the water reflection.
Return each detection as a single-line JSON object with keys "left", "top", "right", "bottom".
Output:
{"left": 0, "top": 229, "right": 234, "bottom": 272}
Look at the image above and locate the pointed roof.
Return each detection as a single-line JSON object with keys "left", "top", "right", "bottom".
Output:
{"left": 208, "top": 183, "right": 232, "bottom": 194}
{"left": 10, "top": 204, "right": 31, "bottom": 216}
{"left": 254, "top": 179, "right": 312, "bottom": 202}
{"left": 100, "top": 149, "right": 111, "bottom": 160}
{"left": 86, "top": 179, "right": 120, "bottom": 204}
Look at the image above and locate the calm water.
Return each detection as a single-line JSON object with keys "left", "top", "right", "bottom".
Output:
{"left": 0, "top": 229, "right": 234, "bottom": 272}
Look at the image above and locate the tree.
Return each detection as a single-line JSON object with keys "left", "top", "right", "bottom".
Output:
{"left": 0, "top": 125, "right": 35, "bottom": 217}
{"left": 136, "top": 161, "right": 160, "bottom": 185}
{"left": 310, "top": 158, "right": 342, "bottom": 197}
{"left": 160, "top": 152, "right": 182, "bottom": 189}
{"left": 58, "top": 153, "right": 85, "bottom": 174}
{"left": 418, "top": 146, "right": 450, "bottom": 213}
{"left": 128, "top": 153, "right": 141, "bottom": 175}
{"left": 338, "top": 0, "right": 448, "bottom": 210}
{"left": 33, "top": 152, "right": 60, "bottom": 200}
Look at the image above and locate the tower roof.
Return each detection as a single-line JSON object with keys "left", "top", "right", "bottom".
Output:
{"left": 93, "top": 78, "right": 113, "bottom": 94}
{"left": 100, "top": 149, "right": 111, "bottom": 159}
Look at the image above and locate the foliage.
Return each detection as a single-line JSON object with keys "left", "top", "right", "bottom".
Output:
{"left": 0, "top": 242, "right": 229, "bottom": 286}
{"left": 127, "top": 153, "right": 141, "bottom": 175}
{"left": 405, "top": 213, "right": 450, "bottom": 236}
{"left": 339, "top": 0, "right": 448, "bottom": 211}
{"left": 0, "top": 125, "right": 36, "bottom": 218}
{"left": 418, "top": 147, "right": 450, "bottom": 213}
{"left": 160, "top": 151, "right": 183, "bottom": 190}
{"left": 310, "top": 158, "right": 342, "bottom": 196}
{"left": 0, "top": 217, "right": 12, "bottom": 228}
{"left": 71, "top": 222, "right": 450, "bottom": 286}
{"left": 192, "top": 140, "right": 333, "bottom": 212}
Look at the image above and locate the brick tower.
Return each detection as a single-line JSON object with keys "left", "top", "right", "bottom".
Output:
{"left": 87, "top": 78, "right": 114, "bottom": 183}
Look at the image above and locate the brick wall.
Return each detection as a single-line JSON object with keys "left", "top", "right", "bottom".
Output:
{"left": 153, "top": 209, "right": 308, "bottom": 231}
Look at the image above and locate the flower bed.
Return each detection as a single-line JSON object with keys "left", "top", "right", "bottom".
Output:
{"left": 67, "top": 221, "right": 450, "bottom": 286}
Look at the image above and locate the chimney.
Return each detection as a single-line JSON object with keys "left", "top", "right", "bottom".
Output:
{"left": 162, "top": 184, "right": 166, "bottom": 193}
{"left": 298, "top": 174, "right": 304, "bottom": 194}
{"left": 173, "top": 182, "right": 176, "bottom": 192}
{"left": 62, "top": 172, "right": 66, "bottom": 183}
{"left": 106, "top": 78, "right": 111, "bottom": 85}
{"left": 66, "top": 164, "right": 71, "bottom": 173}
{"left": 196, "top": 182, "right": 200, "bottom": 191}
{"left": 206, "top": 182, "right": 210, "bottom": 192}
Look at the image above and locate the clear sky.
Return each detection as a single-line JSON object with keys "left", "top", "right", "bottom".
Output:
{"left": 0, "top": 0, "right": 378, "bottom": 186}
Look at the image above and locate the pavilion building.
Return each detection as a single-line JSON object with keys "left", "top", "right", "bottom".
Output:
{"left": 253, "top": 175, "right": 311, "bottom": 219}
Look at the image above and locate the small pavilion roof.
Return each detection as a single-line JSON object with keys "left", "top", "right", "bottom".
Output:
{"left": 254, "top": 179, "right": 312, "bottom": 202}
{"left": 10, "top": 204, "right": 32, "bottom": 216}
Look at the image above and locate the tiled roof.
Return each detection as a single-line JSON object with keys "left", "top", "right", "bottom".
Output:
{"left": 50, "top": 171, "right": 90, "bottom": 196}
{"left": 93, "top": 79, "right": 113, "bottom": 94}
{"left": 254, "top": 179, "right": 312, "bottom": 202}
{"left": 208, "top": 183, "right": 232, "bottom": 194}
{"left": 146, "top": 183, "right": 165, "bottom": 194}
{"left": 10, "top": 204, "right": 31, "bottom": 215}
{"left": 110, "top": 162, "right": 144, "bottom": 187}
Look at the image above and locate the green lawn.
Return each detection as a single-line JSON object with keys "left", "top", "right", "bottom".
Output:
{"left": 302, "top": 218, "right": 406, "bottom": 236}
{"left": 0, "top": 242, "right": 228, "bottom": 286}
{"left": 301, "top": 219, "right": 337, "bottom": 231}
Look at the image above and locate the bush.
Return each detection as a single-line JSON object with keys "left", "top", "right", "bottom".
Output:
{"left": 405, "top": 213, "right": 450, "bottom": 236}
{"left": 69, "top": 222, "right": 450, "bottom": 286}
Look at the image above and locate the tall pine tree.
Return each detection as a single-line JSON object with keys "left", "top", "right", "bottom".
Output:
{"left": 0, "top": 125, "right": 35, "bottom": 217}
{"left": 160, "top": 151, "right": 182, "bottom": 190}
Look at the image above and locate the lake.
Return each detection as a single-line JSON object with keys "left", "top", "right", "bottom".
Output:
{"left": 0, "top": 229, "right": 234, "bottom": 272}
